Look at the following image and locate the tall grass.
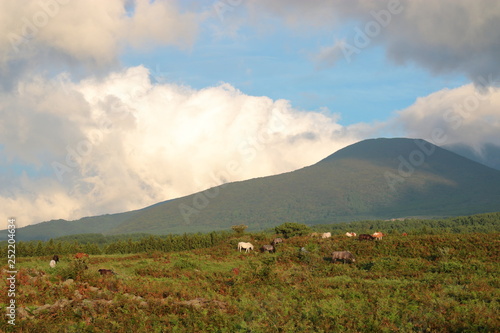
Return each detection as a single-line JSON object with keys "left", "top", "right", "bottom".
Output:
{"left": 1, "top": 232, "right": 499, "bottom": 332}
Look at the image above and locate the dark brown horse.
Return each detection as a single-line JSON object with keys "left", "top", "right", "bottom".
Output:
{"left": 358, "top": 234, "right": 375, "bottom": 241}
{"left": 98, "top": 269, "right": 117, "bottom": 276}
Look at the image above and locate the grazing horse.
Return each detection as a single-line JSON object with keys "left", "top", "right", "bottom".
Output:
{"left": 321, "top": 232, "right": 332, "bottom": 239}
{"left": 237, "top": 242, "right": 254, "bottom": 253}
{"left": 372, "top": 232, "right": 384, "bottom": 240}
{"left": 331, "top": 251, "right": 356, "bottom": 264}
{"left": 271, "top": 238, "right": 283, "bottom": 246}
{"left": 359, "top": 234, "right": 375, "bottom": 241}
{"left": 74, "top": 252, "right": 89, "bottom": 259}
{"left": 98, "top": 269, "right": 116, "bottom": 276}
{"left": 49, "top": 260, "right": 57, "bottom": 268}
{"left": 260, "top": 244, "right": 275, "bottom": 253}
{"left": 52, "top": 255, "right": 59, "bottom": 263}
{"left": 345, "top": 232, "right": 357, "bottom": 237}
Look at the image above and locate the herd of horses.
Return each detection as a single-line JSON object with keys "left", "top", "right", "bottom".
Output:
{"left": 48, "top": 231, "right": 387, "bottom": 271}
{"left": 237, "top": 237, "right": 284, "bottom": 254}
{"left": 237, "top": 231, "right": 386, "bottom": 263}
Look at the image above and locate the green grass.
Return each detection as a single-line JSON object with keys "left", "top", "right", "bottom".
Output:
{"left": 1, "top": 232, "right": 499, "bottom": 332}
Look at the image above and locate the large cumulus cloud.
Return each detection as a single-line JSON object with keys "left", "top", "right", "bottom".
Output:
{"left": 1, "top": 66, "right": 364, "bottom": 226}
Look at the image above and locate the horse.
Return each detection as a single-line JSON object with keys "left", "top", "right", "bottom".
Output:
{"left": 260, "top": 244, "right": 275, "bottom": 253}
{"left": 52, "top": 255, "right": 59, "bottom": 263}
{"left": 359, "top": 234, "right": 375, "bottom": 241}
{"left": 372, "top": 232, "right": 384, "bottom": 240}
{"left": 345, "top": 232, "right": 357, "bottom": 237}
{"left": 49, "top": 260, "right": 57, "bottom": 268}
{"left": 321, "top": 232, "right": 331, "bottom": 239}
{"left": 74, "top": 252, "right": 89, "bottom": 259}
{"left": 331, "top": 251, "right": 356, "bottom": 264}
{"left": 237, "top": 242, "right": 254, "bottom": 252}
{"left": 271, "top": 238, "right": 283, "bottom": 246}
{"left": 98, "top": 269, "right": 117, "bottom": 276}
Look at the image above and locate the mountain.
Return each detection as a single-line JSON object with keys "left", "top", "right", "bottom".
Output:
{"left": 445, "top": 143, "right": 500, "bottom": 171}
{"left": 5, "top": 138, "right": 500, "bottom": 240}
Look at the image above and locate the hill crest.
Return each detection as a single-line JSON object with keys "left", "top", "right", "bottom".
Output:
{"left": 5, "top": 137, "right": 500, "bottom": 240}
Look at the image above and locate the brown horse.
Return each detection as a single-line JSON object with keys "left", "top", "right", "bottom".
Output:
{"left": 98, "top": 269, "right": 117, "bottom": 275}
{"left": 74, "top": 252, "right": 89, "bottom": 259}
{"left": 271, "top": 238, "right": 283, "bottom": 246}
{"left": 358, "top": 234, "right": 375, "bottom": 241}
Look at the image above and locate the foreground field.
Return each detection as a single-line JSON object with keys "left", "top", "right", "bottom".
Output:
{"left": 2, "top": 233, "right": 499, "bottom": 332}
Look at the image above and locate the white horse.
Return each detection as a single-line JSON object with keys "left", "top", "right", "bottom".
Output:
{"left": 345, "top": 232, "right": 357, "bottom": 237}
{"left": 237, "top": 242, "right": 254, "bottom": 252}
{"left": 49, "top": 260, "right": 57, "bottom": 268}
{"left": 321, "top": 232, "right": 331, "bottom": 239}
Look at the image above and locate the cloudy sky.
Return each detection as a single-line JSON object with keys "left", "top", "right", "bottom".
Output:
{"left": 1, "top": 0, "right": 499, "bottom": 227}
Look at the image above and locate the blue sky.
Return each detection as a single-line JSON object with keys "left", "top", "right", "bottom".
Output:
{"left": 1, "top": 0, "right": 499, "bottom": 226}
{"left": 124, "top": 16, "right": 468, "bottom": 126}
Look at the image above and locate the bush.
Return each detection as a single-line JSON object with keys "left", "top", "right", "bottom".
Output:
{"left": 274, "top": 222, "right": 311, "bottom": 239}
{"left": 231, "top": 224, "right": 248, "bottom": 236}
{"left": 58, "top": 256, "right": 89, "bottom": 280}
{"left": 173, "top": 258, "right": 200, "bottom": 270}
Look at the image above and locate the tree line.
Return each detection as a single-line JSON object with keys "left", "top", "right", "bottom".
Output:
{"left": 2, "top": 212, "right": 499, "bottom": 258}
{"left": 2, "top": 231, "right": 233, "bottom": 258}
{"left": 309, "top": 212, "right": 500, "bottom": 235}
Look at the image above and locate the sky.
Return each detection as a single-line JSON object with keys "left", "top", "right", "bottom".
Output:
{"left": 1, "top": 0, "right": 500, "bottom": 227}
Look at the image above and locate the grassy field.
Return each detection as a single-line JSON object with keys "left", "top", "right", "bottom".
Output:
{"left": 1, "top": 232, "right": 499, "bottom": 332}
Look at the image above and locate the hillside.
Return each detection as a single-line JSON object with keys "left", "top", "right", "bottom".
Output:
{"left": 446, "top": 142, "right": 500, "bottom": 171}
{"left": 5, "top": 138, "right": 500, "bottom": 240}
{"left": 3, "top": 229, "right": 499, "bottom": 332}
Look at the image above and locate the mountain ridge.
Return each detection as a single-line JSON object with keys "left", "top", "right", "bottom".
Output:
{"left": 5, "top": 137, "right": 500, "bottom": 240}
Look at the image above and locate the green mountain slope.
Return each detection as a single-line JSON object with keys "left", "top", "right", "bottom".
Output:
{"left": 109, "top": 138, "right": 500, "bottom": 235}
{"left": 5, "top": 138, "right": 500, "bottom": 240}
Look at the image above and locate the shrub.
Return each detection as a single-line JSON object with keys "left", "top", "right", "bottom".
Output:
{"left": 231, "top": 225, "right": 248, "bottom": 236}
{"left": 274, "top": 222, "right": 311, "bottom": 239}
{"left": 173, "top": 258, "right": 200, "bottom": 270}
{"left": 58, "top": 256, "right": 89, "bottom": 280}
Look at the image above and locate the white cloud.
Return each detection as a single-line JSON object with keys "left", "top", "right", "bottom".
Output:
{"left": 0, "top": 0, "right": 200, "bottom": 69}
{"left": 246, "top": 0, "right": 500, "bottom": 84}
{"left": 388, "top": 83, "right": 500, "bottom": 151}
{"left": 1, "top": 66, "right": 364, "bottom": 226}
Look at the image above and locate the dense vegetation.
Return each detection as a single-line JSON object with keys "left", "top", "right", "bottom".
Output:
{"left": 2, "top": 212, "right": 499, "bottom": 259}
{"left": 1, "top": 231, "right": 233, "bottom": 258}
{"left": 1, "top": 213, "right": 499, "bottom": 332}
